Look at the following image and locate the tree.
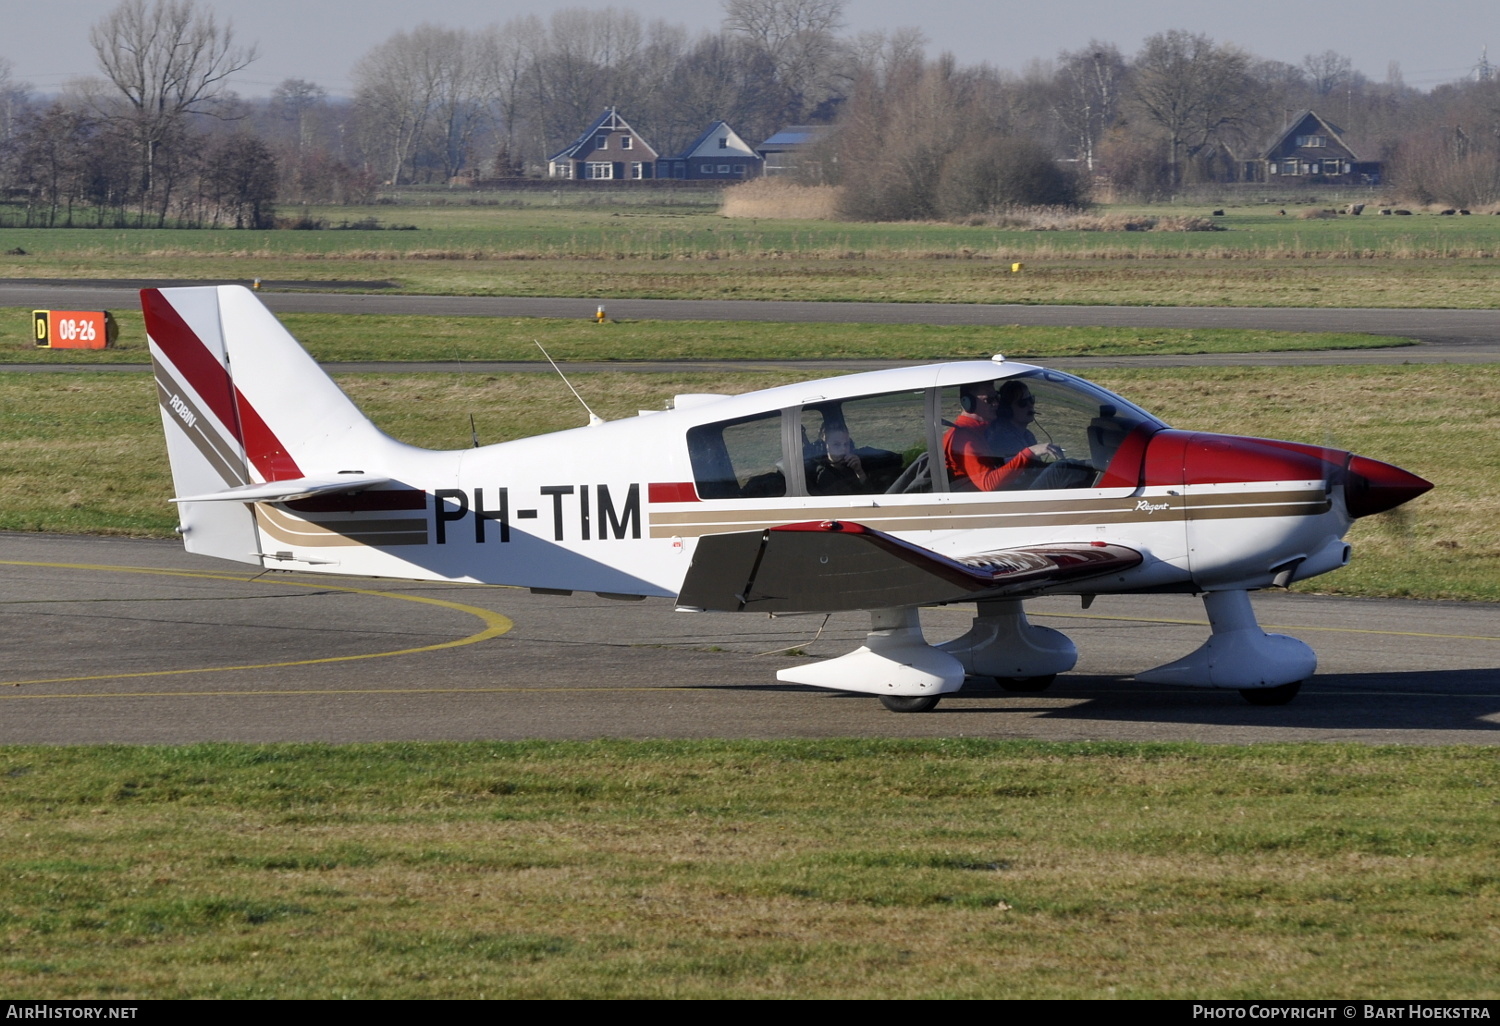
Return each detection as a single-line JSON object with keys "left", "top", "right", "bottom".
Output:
{"left": 353, "top": 25, "right": 471, "bottom": 184}
{"left": 652, "top": 32, "right": 787, "bottom": 155}
{"left": 936, "top": 136, "right": 1082, "bottom": 216}
{"left": 530, "top": 8, "right": 648, "bottom": 154}
{"left": 12, "top": 104, "right": 94, "bottom": 226}
{"left": 1052, "top": 42, "right": 1127, "bottom": 171}
{"left": 201, "top": 133, "right": 277, "bottom": 228}
{"left": 474, "top": 17, "right": 544, "bottom": 171}
{"left": 1303, "top": 50, "right": 1352, "bottom": 97}
{"left": 1129, "top": 31, "right": 1254, "bottom": 187}
{"left": 89, "top": 0, "right": 257, "bottom": 223}
{"left": 271, "top": 79, "right": 326, "bottom": 152}
{"left": 723, "top": 0, "right": 845, "bottom": 120}
{"left": 832, "top": 54, "right": 1078, "bottom": 221}
{"left": 0, "top": 56, "right": 29, "bottom": 147}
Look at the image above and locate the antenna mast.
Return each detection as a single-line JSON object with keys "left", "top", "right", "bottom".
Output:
{"left": 535, "top": 340, "right": 604, "bottom": 427}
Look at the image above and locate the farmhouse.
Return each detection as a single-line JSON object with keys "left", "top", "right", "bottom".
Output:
{"left": 548, "top": 109, "right": 658, "bottom": 180}
{"left": 658, "top": 122, "right": 763, "bottom": 180}
{"left": 1249, "top": 110, "right": 1381, "bottom": 185}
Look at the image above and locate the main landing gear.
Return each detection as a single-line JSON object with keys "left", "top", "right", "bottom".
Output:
{"left": 776, "top": 601, "right": 1078, "bottom": 713}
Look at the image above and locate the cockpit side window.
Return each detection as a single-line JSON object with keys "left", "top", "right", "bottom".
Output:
{"left": 940, "top": 370, "right": 1164, "bottom": 492}
{"left": 687, "top": 411, "right": 786, "bottom": 499}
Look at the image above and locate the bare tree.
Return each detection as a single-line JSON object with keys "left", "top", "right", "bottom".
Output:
{"left": 530, "top": 8, "right": 648, "bottom": 153}
{"left": 474, "top": 17, "right": 544, "bottom": 170}
{"left": 89, "top": 0, "right": 257, "bottom": 222}
{"left": 1130, "top": 30, "right": 1254, "bottom": 187}
{"left": 652, "top": 31, "right": 785, "bottom": 154}
{"left": 1303, "top": 50, "right": 1352, "bottom": 97}
{"left": 1052, "top": 42, "right": 1127, "bottom": 171}
{"left": 354, "top": 25, "right": 459, "bottom": 184}
{"left": 271, "top": 78, "right": 326, "bottom": 152}
{"left": 723, "top": 0, "right": 845, "bottom": 119}
{"left": 0, "top": 56, "right": 29, "bottom": 146}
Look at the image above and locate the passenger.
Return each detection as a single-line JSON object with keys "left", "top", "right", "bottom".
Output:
{"left": 808, "top": 425, "right": 869, "bottom": 495}
{"left": 943, "top": 381, "right": 1061, "bottom": 491}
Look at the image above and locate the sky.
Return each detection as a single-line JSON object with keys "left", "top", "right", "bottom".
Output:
{"left": 3, "top": 0, "right": 1495, "bottom": 98}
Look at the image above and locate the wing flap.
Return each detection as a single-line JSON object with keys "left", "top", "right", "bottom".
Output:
{"left": 172, "top": 473, "right": 391, "bottom": 504}
{"left": 677, "top": 520, "right": 1142, "bottom": 613}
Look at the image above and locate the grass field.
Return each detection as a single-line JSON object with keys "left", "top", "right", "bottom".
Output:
{"left": 0, "top": 363, "right": 1491, "bottom": 600}
{"left": 9, "top": 205, "right": 1500, "bottom": 306}
{"left": 0, "top": 740, "right": 1494, "bottom": 999}
{"left": 0, "top": 307, "right": 1412, "bottom": 364}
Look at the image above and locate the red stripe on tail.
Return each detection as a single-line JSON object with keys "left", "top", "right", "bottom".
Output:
{"left": 141, "top": 288, "right": 303, "bottom": 482}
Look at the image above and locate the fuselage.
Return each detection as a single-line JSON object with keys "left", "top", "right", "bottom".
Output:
{"left": 238, "top": 359, "right": 1423, "bottom": 604}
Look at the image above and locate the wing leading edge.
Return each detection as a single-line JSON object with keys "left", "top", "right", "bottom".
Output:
{"left": 677, "top": 520, "right": 1142, "bottom": 613}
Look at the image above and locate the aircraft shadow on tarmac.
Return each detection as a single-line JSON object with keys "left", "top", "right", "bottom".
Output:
{"left": 795, "top": 668, "right": 1500, "bottom": 732}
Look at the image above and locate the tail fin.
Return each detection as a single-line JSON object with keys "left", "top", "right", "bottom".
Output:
{"left": 143, "top": 285, "right": 388, "bottom": 564}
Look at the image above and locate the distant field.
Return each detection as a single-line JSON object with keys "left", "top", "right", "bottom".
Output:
{"left": 12, "top": 204, "right": 1500, "bottom": 258}
{"left": 8, "top": 204, "right": 1500, "bottom": 306}
{"left": 0, "top": 307, "right": 1411, "bottom": 364}
{"left": 0, "top": 740, "right": 1493, "bottom": 999}
{"left": 0, "top": 364, "right": 1490, "bottom": 601}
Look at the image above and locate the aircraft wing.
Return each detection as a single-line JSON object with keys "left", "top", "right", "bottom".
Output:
{"left": 171, "top": 473, "right": 392, "bottom": 504}
{"left": 677, "top": 520, "right": 1142, "bottom": 613}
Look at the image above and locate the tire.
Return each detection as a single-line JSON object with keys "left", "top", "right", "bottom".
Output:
{"left": 879, "top": 694, "right": 941, "bottom": 713}
{"left": 999, "top": 674, "right": 1056, "bottom": 693}
{"left": 1239, "top": 681, "right": 1302, "bottom": 706}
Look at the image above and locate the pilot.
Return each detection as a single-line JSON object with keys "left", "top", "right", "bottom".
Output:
{"left": 808, "top": 424, "right": 870, "bottom": 495}
{"left": 943, "top": 380, "right": 1061, "bottom": 491}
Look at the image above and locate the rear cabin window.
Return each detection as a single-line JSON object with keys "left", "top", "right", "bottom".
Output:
{"left": 801, "top": 390, "right": 930, "bottom": 496}
{"left": 687, "top": 411, "right": 786, "bottom": 499}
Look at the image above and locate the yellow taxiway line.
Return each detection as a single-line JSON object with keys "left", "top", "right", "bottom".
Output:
{"left": 0, "top": 560, "right": 512, "bottom": 688}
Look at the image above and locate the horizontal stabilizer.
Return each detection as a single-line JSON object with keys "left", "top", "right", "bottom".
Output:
{"left": 678, "top": 520, "right": 1141, "bottom": 613}
{"left": 172, "top": 473, "right": 391, "bottom": 504}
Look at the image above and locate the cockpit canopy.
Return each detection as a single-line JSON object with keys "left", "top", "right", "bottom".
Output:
{"left": 686, "top": 368, "right": 1166, "bottom": 500}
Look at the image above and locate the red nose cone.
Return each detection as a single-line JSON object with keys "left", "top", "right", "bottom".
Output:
{"left": 1344, "top": 455, "right": 1433, "bottom": 518}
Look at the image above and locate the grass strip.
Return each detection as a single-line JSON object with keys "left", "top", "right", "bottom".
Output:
{"left": 10, "top": 205, "right": 1500, "bottom": 306}
{"left": 7, "top": 257, "right": 1500, "bottom": 307}
{"left": 0, "top": 308, "right": 1410, "bottom": 363}
{"left": 12, "top": 206, "right": 1500, "bottom": 259}
{"left": 0, "top": 740, "right": 1494, "bottom": 998}
{"left": 0, "top": 364, "right": 1491, "bottom": 600}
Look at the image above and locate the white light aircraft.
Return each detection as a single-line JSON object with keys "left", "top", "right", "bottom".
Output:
{"left": 142, "top": 285, "right": 1432, "bottom": 712}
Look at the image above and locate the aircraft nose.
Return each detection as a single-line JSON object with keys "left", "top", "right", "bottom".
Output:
{"left": 1343, "top": 455, "right": 1433, "bottom": 518}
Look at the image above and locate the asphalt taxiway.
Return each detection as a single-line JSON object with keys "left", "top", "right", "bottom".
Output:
{"left": 4, "top": 280, "right": 1500, "bottom": 365}
{"left": 2, "top": 532, "right": 1495, "bottom": 746}
{"left": 2, "top": 283, "right": 1494, "bottom": 745}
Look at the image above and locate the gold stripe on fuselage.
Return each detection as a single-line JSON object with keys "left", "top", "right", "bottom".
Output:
{"left": 645, "top": 488, "right": 1330, "bottom": 539}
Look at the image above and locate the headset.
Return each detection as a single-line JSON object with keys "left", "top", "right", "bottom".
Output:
{"left": 958, "top": 382, "right": 991, "bottom": 414}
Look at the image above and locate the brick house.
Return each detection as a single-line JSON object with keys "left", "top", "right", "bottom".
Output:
{"left": 547, "top": 109, "right": 658, "bottom": 180}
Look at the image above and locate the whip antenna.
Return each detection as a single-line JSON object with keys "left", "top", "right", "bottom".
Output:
{"left": 535, "top": 340, "right": 603, "bottom": 427}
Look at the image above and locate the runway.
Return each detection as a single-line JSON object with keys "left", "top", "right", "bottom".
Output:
{"left": 3, "top": 533, "right": 1495, "bottom": 746}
